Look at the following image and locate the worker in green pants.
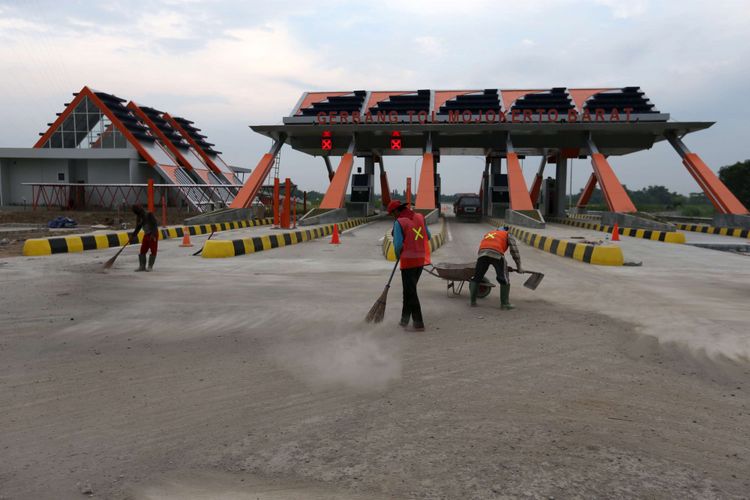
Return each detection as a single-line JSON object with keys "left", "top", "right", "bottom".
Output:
{"left": 469, "top": 226, "right": 522, "bottom": 309}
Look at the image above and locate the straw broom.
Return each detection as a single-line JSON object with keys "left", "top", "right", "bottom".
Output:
{"left": 365, "top": 257, "right": 400, "bottom": 323}
{"left": 102, "top": 238, "right": 131, "bottom": 270}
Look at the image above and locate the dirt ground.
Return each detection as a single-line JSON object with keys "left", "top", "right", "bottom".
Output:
{"left": 0, "top": 218, "right": 749, "bottom": 499}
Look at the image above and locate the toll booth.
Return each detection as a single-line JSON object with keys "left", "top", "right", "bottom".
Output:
{"left": 540, "top": 177, "right": 557, "bottom": 217}
{"left": 489, "top": 172, "right": 510, "bottom": 217}
{"left": 347, "top": 166, "right": 374, "bottom": 217}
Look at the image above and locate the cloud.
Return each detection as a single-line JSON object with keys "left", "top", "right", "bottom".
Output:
{"left": 0, "top": 0, "right": 749, "bottom": 194}
{"left": 414, "top": 36, "right": 442, "bottom": 56}
{"left": 594, "top": 0, "right": 649, "bottom": 18}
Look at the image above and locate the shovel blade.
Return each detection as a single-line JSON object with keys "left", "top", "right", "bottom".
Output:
{"left": 522, "top": 272, "right": 544, "bottom": 290}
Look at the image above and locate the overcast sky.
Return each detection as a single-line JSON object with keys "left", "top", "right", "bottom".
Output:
{"left": 1, "top": 0, "right": 749, "bottom": 195}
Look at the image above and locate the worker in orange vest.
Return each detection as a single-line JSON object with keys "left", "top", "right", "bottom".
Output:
{"left": 387, "top": 200, "right": 431, "bottom": 331}
{"left": 469, "top": 225, "right": 522, "bottom": 309}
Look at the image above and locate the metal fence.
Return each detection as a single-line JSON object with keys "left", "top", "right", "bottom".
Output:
{"left": 23, "top": 182, "right": 239, "bottom": 211}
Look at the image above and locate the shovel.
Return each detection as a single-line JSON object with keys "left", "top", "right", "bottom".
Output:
{"left": 509, "top": 267, "right": 544, "bottom": 290}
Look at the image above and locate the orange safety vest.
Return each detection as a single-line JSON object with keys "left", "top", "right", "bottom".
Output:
{"left": 479, "top": 230, "right": 509, "bottom": 255}
{"left": 397, "top": 211, "right": 431, "bottom": 269}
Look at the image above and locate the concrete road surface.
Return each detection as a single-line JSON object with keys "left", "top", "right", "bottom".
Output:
{"left": 0, "top": 217, "right": 748, "bottom": 499}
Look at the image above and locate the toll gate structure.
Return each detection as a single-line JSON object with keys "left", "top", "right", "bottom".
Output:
{"left": 231, "top": 87, "right": 749, "bottom": 230}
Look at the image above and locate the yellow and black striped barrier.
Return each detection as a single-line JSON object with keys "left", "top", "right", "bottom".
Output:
{"left": 22, "top": 218, "right": 274, "bottom": 256}
{"left": 382, "top": 217, "right": 447, "bottom": 261}
{"left": 486, "top": 218, "right": 623, "bottom": 266}
{"left": 549, "top": 217, "right": 686, "bottom": 244}
{"left": 676, "top": 223, "right": 749, "bottom": 239}
{"left": 201, "top": 217, "right": 371, "bottom": 258}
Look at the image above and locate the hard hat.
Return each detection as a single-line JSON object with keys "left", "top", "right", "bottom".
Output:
{"left": 386, "top": 200, "right": 407, "bottom": 214}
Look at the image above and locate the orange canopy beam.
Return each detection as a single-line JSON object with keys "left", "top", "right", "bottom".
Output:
{"left": 415, "top": 152, "right": 435, "bottom": 209}
{"left": 229, "top": 139, "right": 284, "bottom": 209}
{"left": 505, "top": 136, "right": 535, "bottom": 211}
{"left": 587, "top": 137, "right": 637, "bottom": 213}
{"left": 528, "top": 156, "right": 547, "bottom": 205}
{"left": 319, "top": 143, "right": 355, "bottom": 209}
{"left": 577, "top": 173, "right": 598, "bottom": 208}
{"left": 667, "top": 134, "right": 748, "bottom": 215}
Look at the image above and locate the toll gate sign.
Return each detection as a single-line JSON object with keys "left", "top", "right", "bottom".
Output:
{"left": 321, "top": 130, "right": 332, "bottom": 151}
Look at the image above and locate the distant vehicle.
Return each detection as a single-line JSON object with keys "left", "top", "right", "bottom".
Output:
{"left": 453, "top": 194, "right": 482, "bottom": 221}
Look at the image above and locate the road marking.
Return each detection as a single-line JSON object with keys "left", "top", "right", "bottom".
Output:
{"left": 446, "top": 220, "right": 453, "bottom": 242}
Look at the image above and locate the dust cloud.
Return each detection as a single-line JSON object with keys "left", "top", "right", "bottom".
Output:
{"left": 268, "top": 321, "right": 403, "bottom": 393}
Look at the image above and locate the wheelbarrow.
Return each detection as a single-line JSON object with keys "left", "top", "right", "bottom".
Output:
{"left": 425, "top": 262, "right": 494, "bottom": 298}
{"left": 425, "top": 262, "right": 545, "bottom": 298}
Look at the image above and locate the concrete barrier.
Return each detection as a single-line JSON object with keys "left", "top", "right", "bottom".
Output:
{"left": 202, "top": 217, "right": 371, "bottom": 258}
{"left": 487, "top": 218, "right": 623, "bottom": 266}
{"left": 676, "top": 223, "right": 750, "bottom": 239}
{"left": 549, "top": 217, "right": 686, "bottom": 244}
{"left": 22, "top": 218, "right": 274, "bottom": 256}
{"left": 382, "top": 217, "right": 447, "bottom": 262}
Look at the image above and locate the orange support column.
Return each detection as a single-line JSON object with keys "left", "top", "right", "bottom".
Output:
{"left": 667, "top": 133, "right": 747, "bottom": 214}
{"left": 528, "top": 156, "right": 547, "bottom": 205}
{"left": 505, "top": 153, "right": 534, "bottom": 211}
{"left": 415, "top": 153, "right": 435, "bottom": 210}
{"left": 319, "top": 151, "right": 355, "bottom": 209}
{"left": 379, "top": 159, "right": 391, "bottom": 207}
{"left": 273, "top": 177, "right": 280, "bottom": 227}
{"left": 577, "top": 173, "right": 598, "bottom": 209}
{"left": 587, "top": 137, "right": 637, "bottom": 213}
{"left": 282, "top": 178, "right": 291, "bottom": 229}
{"left": 589, "top": 154, "right": 637, "bottom": 213}
{"left": 230, "top": 140, "right": 284, "bottom": 209}
{"left": 406, "top": 177, "right": 412, "bottom": 205}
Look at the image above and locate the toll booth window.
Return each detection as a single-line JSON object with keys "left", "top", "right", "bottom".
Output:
{"left": 58, "top": 172, "right": 65, "bottom": 181}
{"left": 352, "top": 175, "right": 370, "bottom": 187}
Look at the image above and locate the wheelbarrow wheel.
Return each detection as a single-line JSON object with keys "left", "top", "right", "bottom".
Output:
{"left": 477, "top": 283, "right": 492, "bottom": 298}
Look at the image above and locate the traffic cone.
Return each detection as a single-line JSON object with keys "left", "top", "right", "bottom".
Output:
{"left": 179, "top": 227, "right": 194, "bottom": 247}
{"left": 330, "top": 224, "right": 340, "bottom": 244}
{"left": 611, "top": 223, "right": 620, "bottom": 241}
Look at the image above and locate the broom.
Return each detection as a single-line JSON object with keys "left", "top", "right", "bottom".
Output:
{"left": 192, "top": 231, "right": 215, "bottom": 256}
{"left": 102, "top": 237, "right": 132, "bottom": 270}
{"left": 365, "top": 257, "right": 400, "bottom": 323}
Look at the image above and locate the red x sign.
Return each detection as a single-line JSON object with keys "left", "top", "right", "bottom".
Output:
{"left": 390, "top": 131, "right": 401, "bottom": 150}
{"left": 321, "top": 138, "right": 332, "bottom": 151}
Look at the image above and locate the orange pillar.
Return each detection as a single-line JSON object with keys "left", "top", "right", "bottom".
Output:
{"left": 320, "top": 153, "right": 354, "bottom": 209}
{"left": 147, "top": 178, "right": 155, "bottom": 213}
{"left": 273, "top": 177, "right": 280, "bottom": 227}
{"left": 379, "top": 159, "right": 391, "bottom": 207}
{"left": 577, "top": 173, "right": 598, "bottom": 209}
{"left": 505, "top": 153, "right": 535, "bottom": 211}
{"left": 282, "top": 178, "right": 291, "bottom": 229}
{"left": 230, "top": 140, "right": 284, "bottom": 209}
{"left": 415, "top": 153, "right": 435, "bottom": 209}
{"left": 528, "top": 156, "right": 547, "bottom": 205}
{"left": 589, "top": 154, "right": 637, "bottom": 213}
{"left": 406, "top": 177, "right": 412, "bottom": 205}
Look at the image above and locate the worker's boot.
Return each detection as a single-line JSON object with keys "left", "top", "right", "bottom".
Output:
{"left": 500, "top": 284, "right": 514, "bottom": 310}
{"left": 146, "top": 254, "right": 156, "bottom": 272}
{"left": 469, "top": 281, "right": 478, "bottom": 307}
{"left": 135, "top": 254, "right": 146, "bottom": 272}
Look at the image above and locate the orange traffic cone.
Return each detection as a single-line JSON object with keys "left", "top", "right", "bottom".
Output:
{"left": 611, "top": 223, "right": 620, "bottom": 241}
{"left": 179, "top": 227, "right": 194, "bottom": 247}
{"left": 330, "top": 224, "right": 340, "bottom": 244}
